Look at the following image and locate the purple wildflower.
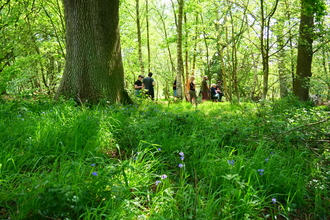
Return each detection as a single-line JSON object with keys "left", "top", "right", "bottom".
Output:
{"left": 161, "top": 174, "right": 167, "bottom": 179}
{"left": 180, "top": 156, "right": 185, "bottom": 161}
{"left": 91, "top": 164, "right": 95, "bottom": 167}
{"left": 157, "top": 148, "right": 162, "bottom": 151}
{"left": 272, "top": 198, "right": 277, "bottom": 204}
{"left": 178, "top": 164, "right": 184, "bottom": 168}
{"left": 227, "top": 160, "right": 235, "bottom": 166}
{"left": 155, "top": 180, "right": 161, "bottom": 185}
{"left": 258, "top": 169, "right": 265, "bottom": 175}
{"left": 179, "top": 152, "right": 184, "bottom": 156}
{"left": 92, "top": 172, "right": 98, "bottom": 176}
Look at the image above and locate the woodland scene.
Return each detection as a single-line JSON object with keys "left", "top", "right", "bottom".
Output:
{"left": 0, "top": 0, "right": 330, "bottom": 219}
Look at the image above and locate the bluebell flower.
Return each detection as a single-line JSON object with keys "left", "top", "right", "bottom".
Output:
{"left": 91, "top": 164, "right": 95, "bottom": 167}
{"left": 265, "top": 158, "right": 269, "bottom": 162}
{"left": 179, "top": 152, "right": 184, "bottom": 156}
{"left": 157, "top": 148, "right": 161, "bottom": 151}
{"left": 227, "top": 160, "right": 235, "bottom": 166}
{"left": 180, "top": 156, "right": 185, "bottom": 161}
{"left": 178, "top": 164, "right": 184, "bottom": 168}
{"left": 258, "top": 169, "right": 265, "bottom": 175}
{"left": 92, "top": 172, "right": 98, "bottom": 176}
{"left": 272, "top": 198, "right": 277, "bottom": 204}
{"left": 161, "top": 174, "right": 167, "bottom": 179}
{"left": 155, "top": 180, "right": 161, "bottom": 185}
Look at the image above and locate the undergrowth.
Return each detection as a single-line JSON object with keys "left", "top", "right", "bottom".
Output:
{"left": 0, "top": 97, "right": 329, "bottom": 219}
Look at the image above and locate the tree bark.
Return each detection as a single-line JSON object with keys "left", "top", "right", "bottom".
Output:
{"left": 260, "top": 0, "right": 279, "bottom": 100}
{"left": 146, "top": 0, "right": 151, "bottom": 73}
{"left": 275, "top": 16, "right": 289, "bottom": 98}
{"left": 184, "top": 13, "right": 189, "bottom": 101}
{"left": 176, "top": 0, "right": 184, "bottom": 99}
{"left": 322, "top": 48, "right": 330, "bottom": 100}
{"left": 136, "top": 0, "right": 145, "bottom": 75}
{"left": 55, "top": 0, "right": 131, "bottom": 104}
{"left": 293, "top": 0, "right": 314, "bottom": 101}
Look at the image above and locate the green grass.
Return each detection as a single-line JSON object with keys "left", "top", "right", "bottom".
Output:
{"left": 0, "top": 97, "right": 329, "bottom": 219}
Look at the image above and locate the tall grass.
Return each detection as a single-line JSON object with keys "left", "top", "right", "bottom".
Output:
{"left": 0, "top": 97, "right": 329, "bottom": 219}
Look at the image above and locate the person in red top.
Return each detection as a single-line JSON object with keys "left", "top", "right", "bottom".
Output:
{"left": 201, "top": 76, "right": 209, "bottom": 102}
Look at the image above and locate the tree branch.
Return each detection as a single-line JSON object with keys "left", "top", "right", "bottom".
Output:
{"left": 280, "top": 118, "right": 330, "bottom": 137}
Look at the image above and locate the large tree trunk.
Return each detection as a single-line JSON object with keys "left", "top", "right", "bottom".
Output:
{"left": 55, "top": 0, "right": 131, "bottom": 104}
{"left": 293, "top": 0, "right": 314, "bottom": 101}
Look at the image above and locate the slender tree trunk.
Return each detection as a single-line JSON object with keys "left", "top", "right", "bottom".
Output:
{"left": 42, "top": 5, "right": 66, "bottom": 58}
{"left": 229, "top": 9, "right": 240, "bottom": 103}
{"left": 157, "top": 8, "right": 175, "bottom": 72}
{"left": 293, "top": 0, "right": 314, "bottom": 101}
{"left": 201, "top": 17, "right": 210, "bottom": 99}
{"left": 285, "top": 1, "right": 296, "bottom": 91}
{"left": 219, "top": 48, "right": 229, "bottom": 101}
{"left": 146, "top": 0, "right": 151, "bottom": 73}
{"left": 260, "top": 0, "right": 279, "bottom": 100}
{"left": 322, "top": 48, "right": 330, "bottom": 100}
{"left": 189, "top": 14, "right": 199, "bottom": 102}
{"left": 278, "top": 44, "right": 288, "bottom": 98}
{"left": 136, "top": 0, "right": 145, "bottom": 75}
{"left": 192, "top": 15, "right": 198, "bottom": 74}
{"left": 56, "top": 0, "right": 131, "bottom": 104}
{"left": 276, "top": 21, "right": 289, "bottom": 98}
{"left": 260, "top": 0, "right": 268, "bottom": 100}
{"left": 176, "top": 0, "right": 184, "bottom": 99}
{"left": 224, "top": 25, "right": 233, "bottom": 102}
{"left": 184, "top": 13, "right": 189, "bottom": 100}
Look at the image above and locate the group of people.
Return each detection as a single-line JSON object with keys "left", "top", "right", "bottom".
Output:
{"left": 134, "top": 73, "right": 224, "bottom": 103}
{"left": 189, "top": 76, "right": 224, "bottom": 104}
{"left": 134, "top": 72, "right": 155, "bottom": 100}
{"left": 210, "top": 81, "right": 224, "bottom": 102}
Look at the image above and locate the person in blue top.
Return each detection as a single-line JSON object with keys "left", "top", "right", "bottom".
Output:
{"left": 142, "top": 72, "right": 156, "bottom": 100}
{"left": 210, "top": 84, "right": 219, "bottom": 102}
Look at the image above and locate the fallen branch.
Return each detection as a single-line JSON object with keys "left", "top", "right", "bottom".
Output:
{"left": 279, "top": 118, "right": 329, "bottom": 137}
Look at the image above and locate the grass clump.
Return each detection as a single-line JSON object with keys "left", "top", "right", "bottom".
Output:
{"left": 0, "top": 98, "right": 329, "bottom": 219}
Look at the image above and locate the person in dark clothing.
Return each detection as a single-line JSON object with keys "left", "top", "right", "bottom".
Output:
{"left": 134, "top": 75, "right": 144, "bottom": 97}
{"left": 210, "top": 84, "right": 219, "bottom": 102}
{"left": 142, "top": 72, "right": 156, "bottom": 100}
{"left": 216, "top": 81, "right": 224, "bottom": 102}
{"left": 189, "top": 76, "right": 197, "bottom": 105}
{"left": 173, "top": 79, "right": 177, "bottom": 97}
